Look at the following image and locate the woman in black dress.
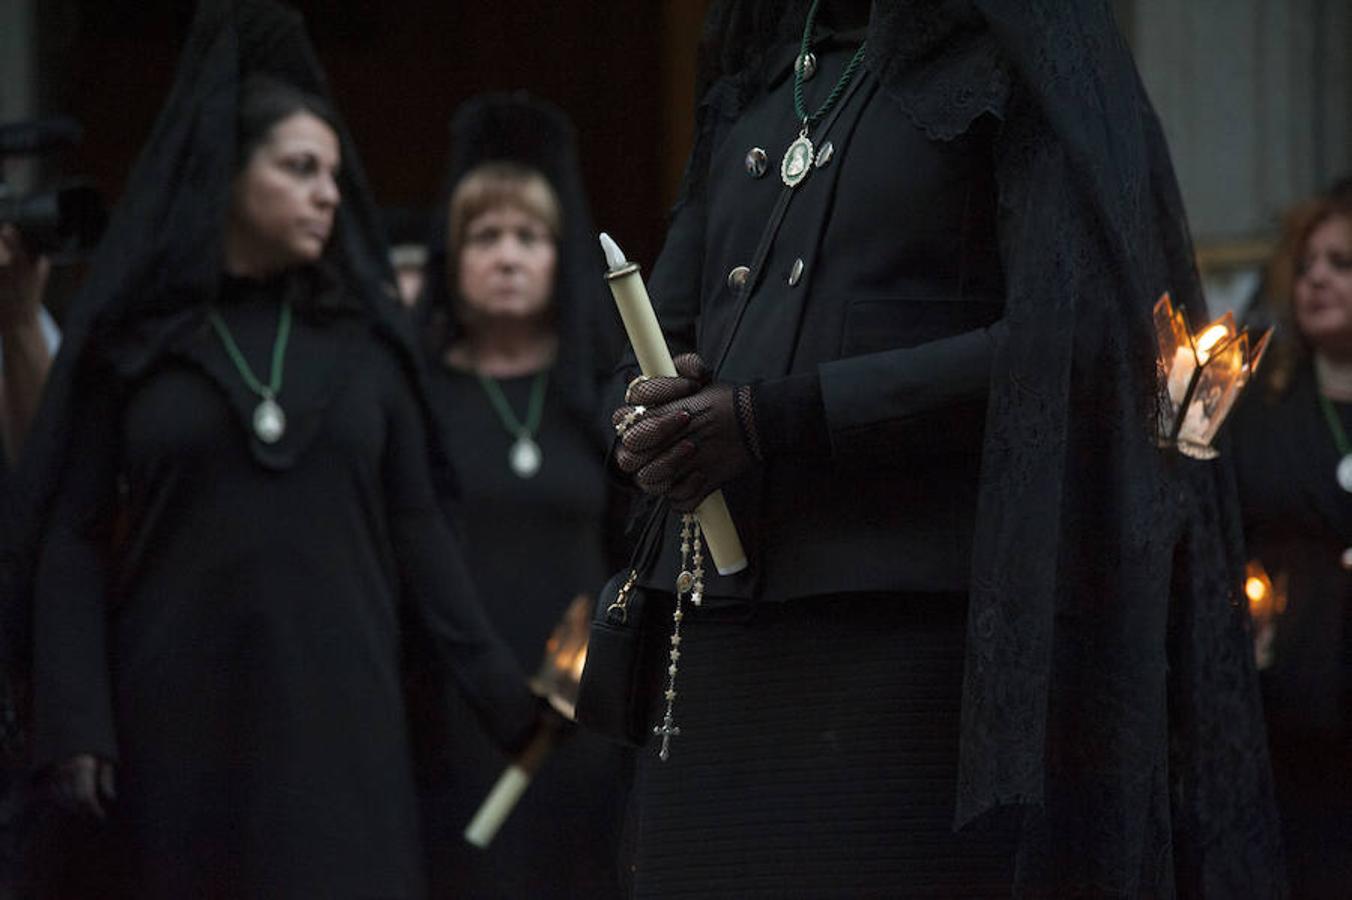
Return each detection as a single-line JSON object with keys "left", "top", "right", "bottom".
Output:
{"left": 414, "top": 93, "right": 629, "bottom": 900}
{"left": 597, "top": 0, "right": 1284, "bottom": 896}
{"left": 1233, "top": 186, "right": 1352, "bottom": 897}
{"left": 10, "top": 3, "right": 538, "bottom": 897}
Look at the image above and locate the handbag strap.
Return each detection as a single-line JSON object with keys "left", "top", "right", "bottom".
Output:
{"left": 604, "top": 500, "right": 669, "bottom": 625}
{"left": 626, "top": 498, "right": 669, "bottom": 575}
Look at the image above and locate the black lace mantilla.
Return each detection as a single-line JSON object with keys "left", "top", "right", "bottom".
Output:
{"left": 675, "top": 1, "right": 1286, "bottom": 895}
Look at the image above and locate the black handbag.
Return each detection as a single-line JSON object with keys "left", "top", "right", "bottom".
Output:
{"left": 575, "top": 504, "right": 666, "bottom": 746}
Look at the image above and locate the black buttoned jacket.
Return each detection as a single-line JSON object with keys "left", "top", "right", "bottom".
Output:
{"left": 641, "top": 40, "right": 1003, "bottom": 601}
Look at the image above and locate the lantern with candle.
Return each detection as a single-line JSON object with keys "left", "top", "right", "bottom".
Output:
{"left": 1244, "top": 559, "right": 1287, "bottom": 671}
{"left": 1155, "top": 292, "right": 1271, "bottom": 459}
{"left": 463, "top": 593, "right": 592, "bottom": 848}
{"left": 531, "top": 592, "right": 591, "bottom": 721}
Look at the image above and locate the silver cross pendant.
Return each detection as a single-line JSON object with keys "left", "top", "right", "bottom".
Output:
{"left": 654, "top": 712, "right": 681, "bottom": 761}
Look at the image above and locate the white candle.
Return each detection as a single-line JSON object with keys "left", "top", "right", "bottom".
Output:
{"left": 1178, "top": 399, "right": 1211, "bottom": 444}
{"left": 463, "top": 764, "right": 532, "bottom": 848}
{"left": 1166, "top": 346, "right": 1196, "bottom": 408}
{"left": 463, "top": 724, "right": 559, "bottom": 848}
{"left": 600, "top": 233, "right": 748, "bottom": 576}
{"left": 600, "top": 233, "right": 678, "bottom": 378}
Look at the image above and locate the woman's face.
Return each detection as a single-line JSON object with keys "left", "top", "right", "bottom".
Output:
{"left": 1294, "top": 214, "right": 1352, "bottom": 355}
{"left": 455, "top": 205, "right": 557, "bottom": 321}
{"left": 227, "top": 111, "right": 341, "bottom": 274}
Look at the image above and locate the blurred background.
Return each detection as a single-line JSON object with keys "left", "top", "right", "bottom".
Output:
{"left": 1, "top": 0, "right": 1349, "bottom": 319}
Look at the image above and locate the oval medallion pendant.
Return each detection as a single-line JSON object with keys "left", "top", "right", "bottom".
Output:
{"left": 781, "top": 134, "right": 814, "bottom": 187}
{"left": 509, "top": 435, "right": 542, "bottom": 478}
{"left": 1336, "top": 453, "right": 1352, "bottom": 493}
{"left": 253, "top": 397, "right": 286, "bottom": 444}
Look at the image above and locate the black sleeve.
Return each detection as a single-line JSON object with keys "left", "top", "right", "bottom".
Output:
{"left": 31, "top": 369, "right": 121, "bottom": 771}
{"left": 382, "top": 363, "right": 538, "bottom": 755}
{"left": 753, "top": 320, "right": 1005, "bottom": 463}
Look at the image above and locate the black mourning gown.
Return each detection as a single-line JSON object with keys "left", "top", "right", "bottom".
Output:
{"left": 27, "top": 275, "right": 535, "bottom": 900}
{"left": 1232, "top": 364, "right": 1352, "bottom": 898}
{"left": 421, "top": 367, "right": 628, "bottom": 899}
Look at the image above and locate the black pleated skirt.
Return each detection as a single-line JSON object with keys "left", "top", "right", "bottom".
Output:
{"left": 626, "top": 592, "right": 1017, "bottom": 898}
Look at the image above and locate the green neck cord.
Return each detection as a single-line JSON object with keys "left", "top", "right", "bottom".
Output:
{"left": 793, "top": 0, "right": 869, "bottom": 130}
{"left": 1318, "top": 390, "right": 1352, "bottom": 457}
{"left": 207, "top": 300, "right": 293, "bottom": 399}
{"left": 478, "top": 368, "right": 549, "bottom": 439}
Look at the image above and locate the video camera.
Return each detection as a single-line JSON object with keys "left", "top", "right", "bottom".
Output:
{"left": 0, "top": 116, "right": 107, "bottom": 261}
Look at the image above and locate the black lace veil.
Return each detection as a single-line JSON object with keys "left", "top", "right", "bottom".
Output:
{"left": 678, "top": 0, "right": 1284, "bottom": 894}
{"left": 419, "top": 92, "right": 620, "bottom": 437}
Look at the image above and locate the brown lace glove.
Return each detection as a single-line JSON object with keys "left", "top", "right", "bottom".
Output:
{"left": 611, "top": 352, "right": 708, "bottom": 483}
{"left": 612, "top": 354, "right": 762, "bottom": 511}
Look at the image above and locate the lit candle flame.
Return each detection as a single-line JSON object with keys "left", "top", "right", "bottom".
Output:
{"left": 569, "top": 645, "right": 588, "bottom": 682}
{"left": 1244, "top": 559, "right": 1285, "bottom": 671}
{"left": 1153, "top": 294, "right": 1271, "bottom": 458}
{"left": 532, "top": 594, "right": 594, "bottom": 722}
{"left": 1244, "top": 560, "right": 1283, "bottom": 621}
{"left": 545, "top": 639, "right": 588, "bottom": 683}
{"left": 1195, "top": 324, "right": 1230, "bottom": 364}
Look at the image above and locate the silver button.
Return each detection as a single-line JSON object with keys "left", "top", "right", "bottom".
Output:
{"left": 788, "top": 258, "right": 804, "bottom": 286}
{"left": 745, "top": 147, "right": 768, "bottom": 178}
{"left": 814, "top": 140, "right": 834, "bottom": 168}
{"left": 727, "top": 265, "right": 751, "bottom": 290}
{"left": 795, "top": 52, "right": 817, "bottom": 81}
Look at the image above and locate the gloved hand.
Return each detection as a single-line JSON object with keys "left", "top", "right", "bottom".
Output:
{"left": 612, "top": 354, "right": 762, "bottom": 511}
{"left": 611, "top": 352, "right": 709, "bottom": 482}
{"left": 622, "top": 352, "right": 711, "bottom": 407}
{"left": 51, "top": 753, "right": 116, "bottom": 819}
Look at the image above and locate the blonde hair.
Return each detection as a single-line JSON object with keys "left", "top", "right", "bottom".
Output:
{"left": 447, "top": 162, "right": 561, "bottom": 256}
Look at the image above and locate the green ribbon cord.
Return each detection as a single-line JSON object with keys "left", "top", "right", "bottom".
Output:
{"left": 793, "top": 0, "right": 869, "bottom": 131}
{"left": 207, "top": 300, "right": 293, "bottom": 400}
{"left": 478, "top": 368, "right": 549, "bottom": 443}
{"left": 1318, "top": 389, "right": 1352, "bottom": 457}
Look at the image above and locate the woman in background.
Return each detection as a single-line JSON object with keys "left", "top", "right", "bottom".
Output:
{"left": 596, "top": 0, "right": 1283, "bottom": 895}
{"left": 10, "top": 4, "right": 538, "bottom": 897}
{"left": 414, "top": 93, "right": 628, "bottom": 899}
{"left": 1233, "top": 183, "right": 1352, "bottom": 897}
